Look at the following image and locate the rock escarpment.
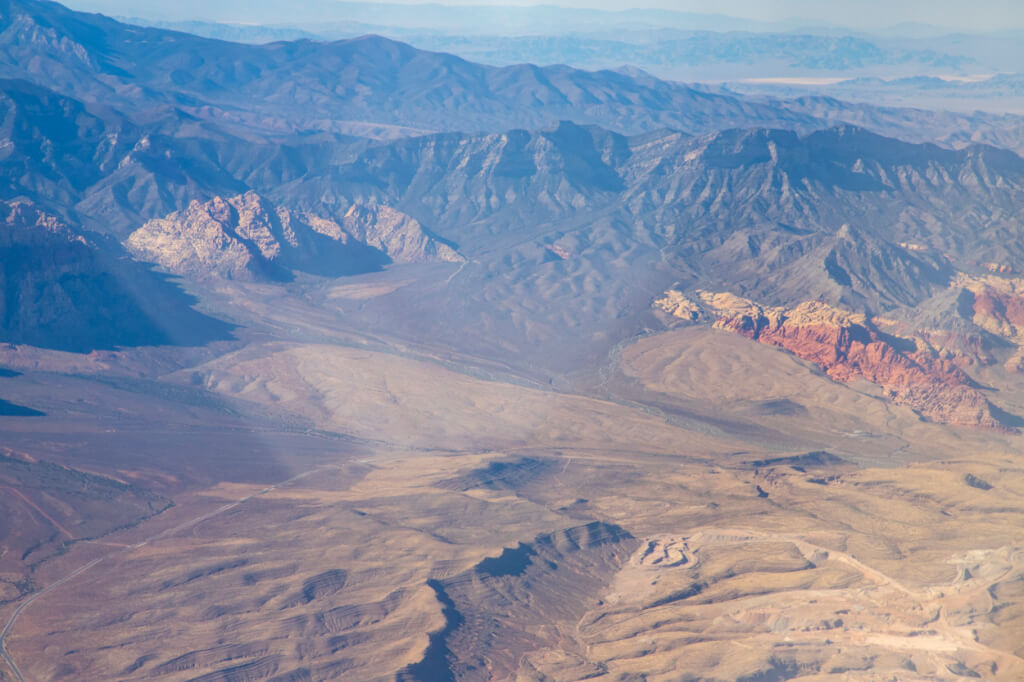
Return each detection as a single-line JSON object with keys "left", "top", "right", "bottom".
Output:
{"left": 337, "top": 203, "right": 461, "bottom": 265}
{"left": 399, "top": 522, "right": 637, "bottom": 682}
{"left": 125, "top": 192, "right": 461, "bottom": 281}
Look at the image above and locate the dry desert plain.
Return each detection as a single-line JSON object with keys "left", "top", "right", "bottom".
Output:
{"left": 0, "top": 276, "right": 1023, "bottom": 681}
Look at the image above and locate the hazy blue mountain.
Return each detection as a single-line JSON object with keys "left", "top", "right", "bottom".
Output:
{"left": 0, "top": 0, "right": 824, "bottom": 140}
{"left": 725, "top": 73, "right": 1024, "bottom": 117}
{"left": 107, "top": 15, "right": 997, "bottom": 82}
{"left": 113, "top": 16, "right": 320, "bottom": 43}
{"left": 5, "top": 0, "right": 1024, "bottom": 152}
{"left": 63, "top": 0, "right": 785, "bottom": 34}
{"left": 357, "top": 31, "right": 973, "bottom": 74}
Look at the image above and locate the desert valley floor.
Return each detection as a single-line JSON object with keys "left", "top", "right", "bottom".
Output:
{"left": 1, "top": 273, "right": 1023, "bottom": 681}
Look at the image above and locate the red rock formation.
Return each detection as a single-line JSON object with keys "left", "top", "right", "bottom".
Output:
{"left": 657, "top": 291, "right": 1005, "bottom": 429}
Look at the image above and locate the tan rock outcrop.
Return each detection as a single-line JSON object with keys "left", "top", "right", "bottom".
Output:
{"left": 125, "top": 194, "right": 461, "bottom": 280}
{"left": 952, "top": 274, "right": 1024, "bottom": 373}
{"left": 125, "top": 194, "right": 266, "bottom": 280}
{"left": 653, "top": 290, "right": 701, "bottom": 322}
{"left": 954, "top": 274, "right": 1024, "bottom": 343}
{"left": 339, "top": 203, "right": 462, "bottom": 264}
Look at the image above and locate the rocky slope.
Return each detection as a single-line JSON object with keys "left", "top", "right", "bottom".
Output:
{"left": 126, "top": 194, "right": 286, "bottom": 282}
{"left": 655, "top": 289, "right": 1009, "bottom": 429}
{"left": 335, "top": 202, "right": 461, "bottom": 265}
{"left": 953, "top": 274, "right": 1024, "bottom": 372}
{"left": 955, "top": 274, "right": 1024, "bottom": 343}
{"left": 0, "top": 200, "right": 231, "bottom": 350}
{"left": 125, "top": 192, "right": 459, "bottom": 281}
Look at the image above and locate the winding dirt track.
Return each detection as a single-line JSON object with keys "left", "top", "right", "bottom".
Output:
{"left": 3, "top": 487, "right": 74, "bottom": 540}
{"left": 685, "top": 528, "right": 1024, "bottom": 668}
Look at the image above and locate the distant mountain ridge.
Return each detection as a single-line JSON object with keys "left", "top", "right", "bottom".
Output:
{"left": 0, "top": 0, "right": 811, "bottom": 139}
{"left": 63, "top": 0, "right": 792, "bottom": 34}
{"left": 2, "top": 0, "right": 1023, "bottom": 154}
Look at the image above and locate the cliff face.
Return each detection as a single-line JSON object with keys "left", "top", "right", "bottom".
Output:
{"left": 656, "top": 290, "right": 1006, "bottom": 429}
{"left": 125, "top": 192, "right": 461, "bottom": 281}
{"left": 126, "top": 194, "right": 276, "bottom": 281}
{"left": 338, "top": 203, "right": 461, "bottom": 265}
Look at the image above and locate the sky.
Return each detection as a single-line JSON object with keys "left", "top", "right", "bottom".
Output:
{"left": 381, "top": 0, "right": 1023, "bottom": 30}
{"left": 61, "top": 0, "right": 1024, "bottom": 32}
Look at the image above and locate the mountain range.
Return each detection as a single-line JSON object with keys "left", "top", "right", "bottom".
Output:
{"left": 4, "top": 0, "right": 1024, "bottom": 147}
{"left": 96, "top": 3, "right": 1024, "bottom": 97}
{"left": 2, "top": 0, "right": 1024, "bottom": 428}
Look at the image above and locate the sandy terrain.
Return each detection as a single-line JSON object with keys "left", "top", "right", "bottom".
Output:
{"left": 1, "top": 288, "right": 1022, "bottom": 681}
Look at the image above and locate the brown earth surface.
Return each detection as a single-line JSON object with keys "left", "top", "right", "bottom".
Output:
{"left": 0, "top": 282, "right": 1023, "bottom": 681}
